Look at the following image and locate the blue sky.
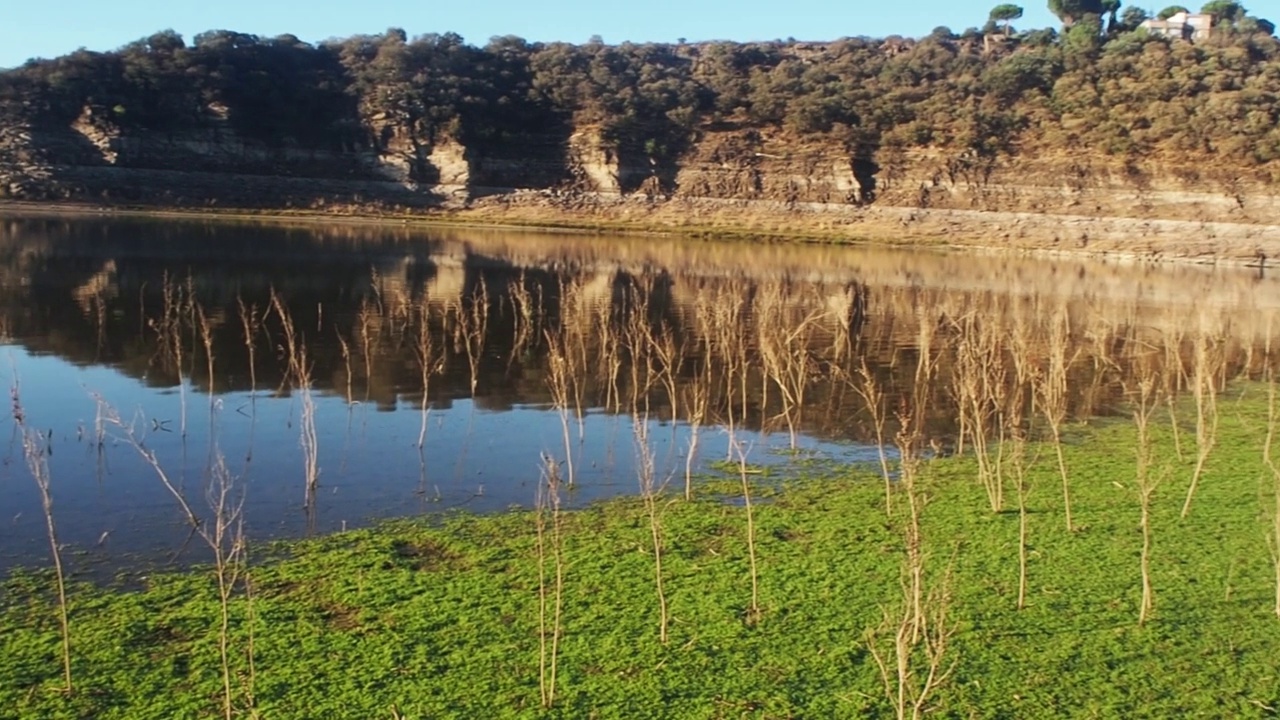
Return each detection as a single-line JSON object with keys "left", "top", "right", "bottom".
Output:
{"left": 0, "top": 0, "right": 1065, "bottom": 68}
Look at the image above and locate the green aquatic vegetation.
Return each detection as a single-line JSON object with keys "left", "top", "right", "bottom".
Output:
{"left": 5, "top": 386, "right": 1280, "bottom": 718}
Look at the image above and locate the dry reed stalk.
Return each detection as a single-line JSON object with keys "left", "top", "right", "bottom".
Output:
{"left": 12, "top": 381, "right": 72, "bottom": 693}
{"left": 866, "top": 306, "right": 956, "bottom": 718}
{"left": 1014, "top": 439, "right": 1030, "bottom": 611}
{"left": 646, "top": 319, "right": 683, "bottom": 433}
{"left": 851, "top": 358, "right": 894, "bottom": 516}
{"left": 594, "top": 295, "right": 624, "bottom": 415}
{"left": 1263, "top": 370, "right": 1280, "bottom": 619}
{"left": 545, "top": 328, "right": 577, "bottom": 486}
{"left": 413, "top": 302, "right": 445, "bottom": 449}
{"left": 866, "top": 568, "right": 956, "bottom": 720}
{"left": 270, "top": 291, "right": 319, "bottom": 509}
{"left": 92, "top": 391, "right": 107, "bottom": 481}
{"left": 711, "top": 284, "right": 752, "bottom": 457}
{"left": 97, "top": 396, "right": 200, "bottom": 527}
{"left": 374, "top": 268, "right": 412, "bottom": 343}
{"left": 356, "top": 297, "right": 378, "bottom": 399}
{"left": 620, "top": 283, "right": 654, "bottom": 419}
{"left": 456, "top": 279, "right": 489, "bottom": 396}
{"left": 894, "top": 404, "right": 926, "bottom": 642}
{"left": 730, "top": 432, "right": 762, "bottom": 625}
{"left": 336, "top": 331, "right": 354, "bottom": 404}
{"left": 196, "top": 304, "right": 217, "bottom": 405}
{"left": 535, "top": 453, "right": 565, "bottom": 708}
{"left": 241, "top": 570, "right": 259, "bottom": 715}
{"left": 507, "top": 273, "right": 538, "bottom": 371}
{"left": 1181, "top": 325, "right": 1223, "bottom": 518}
{"left": 1078, "top": 321, "right": 1117, "bottom": 421}
{"left": 756, "top": 285, "right": 825, "bottom": 449}
{"left": 558, "top": 277, "right": 590, "bottom": 439}
{"left": 902, "top": 306, "right": 937, "bottom": 640}
{"left": 633, "top": 414, "right": 671, "bottom": 643}
{"left": 682, "top": 356, "right": 711, "bottom": 501}
{"left": 151, "top": 273, "right": 191, "bottom": 438}
{"left": 952, "top": 313, "right": 1004, "bottom": 513}
{"left": 1129, "top": 366, "right": 1162, "bottom": 626}
{"left": 678, "top": 291, "right": 722, "bottom": 501}
{"left": 1007, "top": 313, "right": 1036, "bottom": 610}
{"left": 199, "top": 452, "right": 248, "bottom": 720}
{"left": 737, "top": 291, "right": 756, "bottom": 436}
{"left": 1037, "top": 304, "right": 1079, "bottom": 532}
{"left": 178, "top": 277, "right": 197, "bottom": 438}
{"left": 236, "top": 297, "right": 262, "bottom": 395}
{"left": 1161, "top": 319, "right": 1187, "bottom": 463}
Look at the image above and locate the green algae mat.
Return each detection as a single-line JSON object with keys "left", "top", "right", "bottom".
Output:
{"left": 5, "top": 387, "right": 1280, "bottom": 719}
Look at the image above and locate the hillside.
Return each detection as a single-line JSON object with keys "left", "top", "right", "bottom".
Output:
{"left": 2, "top": 13, "right": 1280, "bottom": 259}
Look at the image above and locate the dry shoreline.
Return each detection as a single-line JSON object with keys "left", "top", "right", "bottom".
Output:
{"left": 4, "top": 196, "right": 1280, "bottom": 268}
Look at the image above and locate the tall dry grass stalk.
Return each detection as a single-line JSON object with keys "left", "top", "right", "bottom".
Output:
{"left": 682, "top": 355, "right": 711, "bottom": 501}
{"left": 866, "top": 307, "right": 955, "bottom": 720}
{"left": 196, "top": 305, "right": 218, "bottom": 407}
{"left": 1162, "top": 320, "right": 1187, "bottom": 462}
{"left": 236, "top": 297, "right": 263, "bottom": 395}
{"left": 756, "top": 285, "right": 824, "bottom": 449}
{"left": 1181, "top": 326, "right": 1223, "bottom": 519}
{"left": 851, "top": 358, "right": 894, "bottom": 516}
{"left": 894, "top": 403, "right": 926, "bottom": 641}
{"left": 507, "top": 274, "right": 538, "bottom": 371}
{"left": 270, "top": 291, "right": 319, "bottom": 510}
{"left": 150, "top": 273, "right": 192, "bottom": 437}
{"left": 545, "top": 328, "right": 577, "bottom": 486}
{"left": 114, "top": 393, "right": 252, "bottom": 717}
{"left": 730, "top": 433, "right": 762, "bottom": 625}
{"left": 1263, "top": 367, "right": 1280, "bottom": 619}
{"left": 558, "top": 278, "right": 590, "bottom": 440}
{"left": 682, "top": 293, "right": 724, "bottom": 499}
{"left": 1007, "top": 314, "right": 1035, "bottom": 610}
{"left": 1078, "top": 320, "right": 1117, "bottom": 421}
{"left": 199, "top": 452, "right": 249, "bottom": 720}
{"left": 710, "top": 284, "right": 751, "bottom": 456}
{"left": 12, "top": 381, "right": 72, "bottom": 693}
{"left": 535, "top": 453, "right": 565, "bottom": 709}
{"left": 335, "top": 331, "right": 354, "bottom": 404}
{"left": 98, "top": 397, "right": 200, "bottom": 527}
{"left": 646, "top": 319, "right": 683, "bottom": 435}
{"left": 1037, "top": 304, "right": 1077, "bottom": 532}
{"left": 952, "top": 313, "right": 1005, "bottom": 513}
{"left": 899, "top": 307, "right": 937, "bottom": 640}
{"left": 866, "top": 568, "right": 955, "bottom": 720}
{"left": 452, "top": 279, "right": 489, "bottom": 396}
{"left": 356, "top": 297, "right": 378, "bottom": 401}
{"left": 633, "top": 414, "right": 671, "bottom": 643}
{"left": 595, "top": 292, "right": 624, "bottom": 415}
{"left": 413, "top": 301, "right": 444, "bottom": 449}
{"left": 1129, "top": 367, "right": 1163, "bottom": 626}
{"left": 621, "top": 283, "right": 656, "bottom": 419}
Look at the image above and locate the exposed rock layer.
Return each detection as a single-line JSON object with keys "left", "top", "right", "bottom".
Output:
{"left": 4, "top": 109, "right": 1280, "bottom": 263}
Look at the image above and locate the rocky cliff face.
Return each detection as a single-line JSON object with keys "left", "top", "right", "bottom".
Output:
{"left": 4, "top": 104, "right": 1280, "bottom": 260}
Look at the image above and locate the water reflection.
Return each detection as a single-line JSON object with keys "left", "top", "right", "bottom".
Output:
{"left": 0, "top": 211, "right": 1277, "bottom": 571}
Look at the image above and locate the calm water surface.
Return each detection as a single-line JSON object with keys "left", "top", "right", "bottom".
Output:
{"left": 1, "top": 212, "right": 1277, "bottom": 572}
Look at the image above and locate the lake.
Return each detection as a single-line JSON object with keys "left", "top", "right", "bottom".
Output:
{"left": 1, "top": 210, "right": 1277, "bottom": 572}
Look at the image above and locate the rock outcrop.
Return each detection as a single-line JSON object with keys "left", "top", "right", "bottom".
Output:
{"left": 5, "top": 103, "right": 1280, "bottom": 262}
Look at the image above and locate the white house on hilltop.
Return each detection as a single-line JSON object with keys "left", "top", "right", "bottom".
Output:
{"left": 1139, "top": 11, "right": 1215, "bottom": 41}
